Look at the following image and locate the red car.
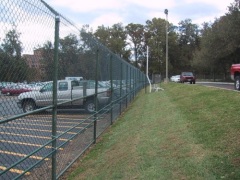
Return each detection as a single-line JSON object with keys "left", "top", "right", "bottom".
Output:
{"left": 180, "top": 72, "right": 196, "bottom": 84}
{"left": 1, "top": 84, "right": 32, "bottom": 96}
{"left": 230, "top": 64, "right": 240, "bottom": 90}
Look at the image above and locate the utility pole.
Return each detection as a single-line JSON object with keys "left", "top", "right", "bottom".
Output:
{"left": 164, "top": 9, "right": 169, "bottom": 82}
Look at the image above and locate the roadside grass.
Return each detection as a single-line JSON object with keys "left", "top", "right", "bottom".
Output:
{"left": 65, "top": 83, "right": 240, "bottom": 180}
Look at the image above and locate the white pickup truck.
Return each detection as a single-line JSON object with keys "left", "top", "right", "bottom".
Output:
{"left": 17, "top": 80, "right": 111, "bottom": 113}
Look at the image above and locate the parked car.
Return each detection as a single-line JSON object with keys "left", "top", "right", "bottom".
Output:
{"left": 180, "top": 72, "right": 196, "bottom": 84}
{"left": 27, "top": 82, "right": 45, "bottom": 91}
{"left": 1, "top": 84, "right": 32, "bottom": 96}
{"left": 230, "top": 64, "right": 240, "bottom": 90}
{"left": 0, "top": 82, "right": 6, "bottom": 91}
{"left": 170, "top": 75, "right": 180, "bottom": 82}
{"left": 17, "top": 80, "right": 111, "bottom": 113}
{"left": 0, "top": 82, "right": 13, "bottom": 91}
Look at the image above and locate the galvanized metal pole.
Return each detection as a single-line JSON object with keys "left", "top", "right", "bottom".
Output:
{"left": 165, "top": 9, "right": 169, "bottom": 82}
{"left": 146, "top": 46, "right": 152, "bottom": 92}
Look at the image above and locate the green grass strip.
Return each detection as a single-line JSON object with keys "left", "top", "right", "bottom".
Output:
{"left": 66, "top": 83, "right": 240, "bottom": 180}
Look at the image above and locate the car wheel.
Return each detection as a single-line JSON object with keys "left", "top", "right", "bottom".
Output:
{"left": 23, "top": 100, "right": 36, "bottom": 113}
{"left": 235, "top": 76, "right": 240, "bottom": 90}
{"left": 84, "top": 100, "right": 95, "bottom": 113}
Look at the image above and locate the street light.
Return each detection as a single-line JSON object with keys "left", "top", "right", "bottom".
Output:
{"left": 164, "top": 9, "right": 168, "bottom": 82}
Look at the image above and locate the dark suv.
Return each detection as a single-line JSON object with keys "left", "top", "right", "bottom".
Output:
{"left": 180, "top": 72, "right": 196, "bottom": 84}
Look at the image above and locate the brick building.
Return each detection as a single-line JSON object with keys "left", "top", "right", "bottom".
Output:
{"left": 22, "top": 48, "right": 45, "bottom": 80}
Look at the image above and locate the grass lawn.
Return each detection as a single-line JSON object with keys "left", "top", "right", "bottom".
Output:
{"left": 64, "top": 83, "right": 240, "bottom": 180}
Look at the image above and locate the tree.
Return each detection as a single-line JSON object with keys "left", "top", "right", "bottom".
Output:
{"left": 58, "top": 34, "right": 81, "bottom": 79}
{"left": 125, "top": 23, "right": 145, "bottom": 68}
{"left": 94, "top": 23, "right": 131, "bottom": 62}
{"left": 2, "top": 29, "right": 22, "bottom": 58}
{"left": 145, "top": 18, "right": 166, "bottom": 74}
{"left": 94, "top": 25, "right": 111, "bottom": 47}
{"left": 177, "top": 19, "right": 200, "bottom": 71}
{"left": 144, "top": 18, "right": 179, "bottom": 76}
{"left": 193, "top": 0, "right": 240, "bottom": 80}
{"left": 40, "top": 41, "right": 54, "bottom": 81}
{"left": 109, "top": 23, "right": 130, "bottom": 60}
{"left": 0, "top": 29, "right": 29, "bottom": 82}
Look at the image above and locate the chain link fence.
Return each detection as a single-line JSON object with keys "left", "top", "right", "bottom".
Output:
{"left": 0, "top": 0, "right": 147, "bottom": 179}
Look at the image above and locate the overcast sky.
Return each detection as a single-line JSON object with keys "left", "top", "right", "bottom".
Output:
{"left": 47, "top": 0, "right": 234, "bottom": 29}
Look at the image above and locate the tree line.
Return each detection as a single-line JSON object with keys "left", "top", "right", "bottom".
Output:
{"left": 0, "top": 0, "right": 239, "bottom": 82}
{"left": 90, "top": 0, "right": 240, "bottom": 80}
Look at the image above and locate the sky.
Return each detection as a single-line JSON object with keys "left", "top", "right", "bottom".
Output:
{"left": 47, "top": 0, "right": 234, "bottom": 30}
{"left": 0, "top": 0, "right": 235, "bottom": 55}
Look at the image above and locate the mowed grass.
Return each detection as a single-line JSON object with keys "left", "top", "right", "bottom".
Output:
{"left": 66, "top": 83, "right": 240, "bottom": 180}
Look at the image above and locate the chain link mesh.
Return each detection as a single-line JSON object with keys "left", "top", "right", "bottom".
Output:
{"left": 0, "top": 0, "right": 147, "bottom": 179}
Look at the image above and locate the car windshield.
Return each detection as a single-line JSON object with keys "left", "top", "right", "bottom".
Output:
{"left": 182, "top": 72, "right": 193, "bottom": 76}
{"left": 79, "top": 80, "right": 107, "bottom": 88}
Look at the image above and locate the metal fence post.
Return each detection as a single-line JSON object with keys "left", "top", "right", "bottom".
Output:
{"left": 94, "top": 49, "right": 99, "bottom": 144}
{"left": 52, "top": 15, "right": 60, "bottom": 180}
{"left": 130, "top": 67, "right": 132, "bottom": 102}
{"left": 134, "top": 69, "right": 136, "bottom": 98}
{"left": 119, "top": 62, "right": 123, "bottom": 114}
{"left": 125, "top": 64, "right": 128, "bottom": 108}
{"left": 109, "top": 54, "right": 113, "bottom": 125}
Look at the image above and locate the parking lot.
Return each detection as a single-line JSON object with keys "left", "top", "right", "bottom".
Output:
{"left": 0, "top": 113, "right": 70, "bottom": 176}
{"left": 0, "top": 102, "right": 114, "bottom": 179}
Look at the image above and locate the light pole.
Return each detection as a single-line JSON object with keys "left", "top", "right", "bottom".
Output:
{"left": 164, "top": 9, "right": 169, "bottom": 82}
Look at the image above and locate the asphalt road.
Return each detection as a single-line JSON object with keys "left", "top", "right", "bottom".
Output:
{"left": 196, "top": 82, "right": 235, "bottom": 91}
{"left": 0, "top": 111, "right": 92, "bottom": 179}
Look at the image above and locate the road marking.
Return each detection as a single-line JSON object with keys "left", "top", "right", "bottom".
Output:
{"left": 13, "top": 117, "right": 88, "bottom": 124}
{"left": 201, "top": 84, "right": 234, "bottom": 91}
{"left": 0, "top": 139, "right": 63, "bottom": 150}
{"left": 57, "top": 121, "right": 87, "bottom": 125}
{"left": 10, "top": 121, "right": 84, "bottom": 129}
{"left": 2, "top": 126, "right": 78, "bottom": 135}
{"left": 57, "top": 117, "right": 86, "bottom": 121}
{"left": 27, "top": 114, "right": 87, "bottom": 120}
{"left": 11, "top": 119, "right": 87, "bottom": 126}
{"left": 0, "top": 166, "right": 30, "bottom": 175}
{"left": 0, "top": 132, "right": 68, "bottom": 141}
{"left": 0, "top": 150, "right": 49, "bottom": 161}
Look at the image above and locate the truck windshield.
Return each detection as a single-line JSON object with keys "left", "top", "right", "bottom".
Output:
{"left": 41, "top": 82, "right": 53, "bottom": 92}
{"left": 79, "top": 80, "right": 107, "bottom": 89}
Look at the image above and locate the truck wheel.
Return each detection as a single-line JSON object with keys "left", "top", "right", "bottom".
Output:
{"left": 84, "top": 100, "right": 95, "bottom": 113}
{"left": 23, "top": 100, "right": 36, "bottom": 113}
{"left": 235, "top": 76, "right": 240, "bottom": 90}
